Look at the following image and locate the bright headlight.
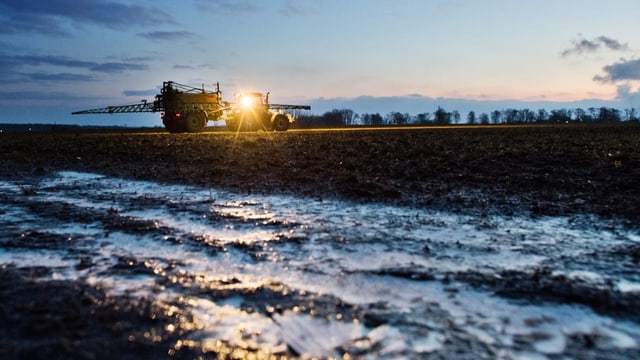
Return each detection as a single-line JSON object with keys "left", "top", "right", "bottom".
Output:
{"left": 241, "top": 96, "right": 254, "bottom": 109}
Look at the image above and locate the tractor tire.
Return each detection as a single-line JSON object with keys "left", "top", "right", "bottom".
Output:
{"left": 273, "top": 114, "right": 290, "bottom": 132}
{"left": 185, "top": 111, "right": 206, "bottom": 133}
{"left": 163, "top": 113, "right": 184, "bottom": 133}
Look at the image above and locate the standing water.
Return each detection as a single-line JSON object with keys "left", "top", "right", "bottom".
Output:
{"left": 1, "top": 171, "right": 639, "bottom": 358}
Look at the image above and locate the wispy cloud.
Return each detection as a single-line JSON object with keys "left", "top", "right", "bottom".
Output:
{"left": 598, "top": 36, "right": 628, "bottom": 51}
{"left": 0, "top": 13, "right": 71, "bottom": 36}
{"left": 194, "top": 0, "right": 312, "bottom": 17}
{"left": 279, "top": 0, "right": 307, "bottom": 16}
{"left": 123, "top": 89, "right": 158, "bottom": 97}
{"left": 2, "top": 54, "right": 148, "bottom": 73}
{"left": 5, "top": 54, "right": 95, "bottom": 69}
{"left": 138, "top": 31, "right": 195, "bottom": 41}
{"left": 172, "top": 64, "right": 216, "bottom": 70}
{"left": 0, "top": 53, "right": 150, "bottom": 83}
{"left": 23, "top": 73, "right": 94, "bottom": 82}
{"left": 594, "top": 58, "right": 640, "bottom": 83}
{"left": 122, "top": 56, "right": 154, "bottom": 63}
{"left": 0, "top": 0, "right": 174, "bottom": 36}
{"left": 90, "top": 62, "right": 148, "bottom": 73}
{"left": 194, "top": 0, "right": 262, "bottom": 13}
{"left": 561, "top": 35, "right": 629, "bottom": 57}
{"left": 0, "top": 90, "right": 84, "bottom": 101}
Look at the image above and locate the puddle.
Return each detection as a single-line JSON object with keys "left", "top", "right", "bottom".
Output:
{"left": 1, "top": 171, "right": 639, "bottom": 358}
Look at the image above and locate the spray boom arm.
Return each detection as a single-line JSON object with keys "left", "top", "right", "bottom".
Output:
{"left": 71, "top": 100, "right": 158, "bottom": 114}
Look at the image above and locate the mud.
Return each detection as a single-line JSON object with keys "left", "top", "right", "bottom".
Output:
{"left": 1, "top": 125, "right": 639, "bottom": 358}
{"left": 0, "top": 265, "right": 202, "bottom": 360}
{"left": 2, "top": 125, "right": 639, "bottom": 222}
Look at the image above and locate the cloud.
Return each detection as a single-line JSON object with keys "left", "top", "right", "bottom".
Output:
{"left": 0, "top": 13, "right": 71, "bottom": 36}
{"left": 122, "top": 56, "right": 154, "bottom": 63}
{"left": 561, "top": 35, "right": 629, "bottom": 57}
{"left": 594, "top": 58, "right": 640, "bottom": 83}
{"left": 195, "top": 0, "right": 262, "bottom": 13}
{"left": 599, "top": 36, "right": 628, "bottom": 51}
{"left": 23, "top": 73, "right": 94, "bottom": 82}
{"left": 89, "top": 62, "right": 148, "bottom": 73}
{"left": 279, "top": 0, "right": 307, "bottom": 16}
{"left": 615, "top": 83, "right": 640, "bottom": 103}
{"left": 0, "top": 53, "right": 150, "bottom": 83}
{"left": 172, "top": 64, "right": 216, "bottom": 70}
{"left": 123, "top": 89, "right": 158, "bottom": 97}
{"left": 1, "top": 54, "right": 148, "bottom": 73}
{"left": 0, "top": 54, "right": 92, "bottom": 81}
{"left": 0, "top": 90, "right": 83, "bottom": 101}
{"left": 0, "top": 0, "right": 174, "bottom": 35}
{"left": 2, "top": 54, "right": 94, "bottom": 69}
{"left": 195, "top": 0, "right": 313, "bottom": 17}
{"left": 138, "top": 31, "right": 195, "bottom": 41}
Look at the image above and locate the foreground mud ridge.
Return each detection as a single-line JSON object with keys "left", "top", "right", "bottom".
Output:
{"left": 1, "top": 124, "right": 639, "bottom": 358}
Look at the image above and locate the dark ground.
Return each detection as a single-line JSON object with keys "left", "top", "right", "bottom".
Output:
{"left": 1, "top": 124, "right": 639, "bottom": 358}
{"left": 2, "top": 124, "right": 639, "bottom": 223}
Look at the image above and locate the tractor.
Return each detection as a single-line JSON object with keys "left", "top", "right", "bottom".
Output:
{"left": 72, "top": 81, "right": 310, "bottom": 133}
{"left": 227, "top": 91, "right": 296, "bottom": 132}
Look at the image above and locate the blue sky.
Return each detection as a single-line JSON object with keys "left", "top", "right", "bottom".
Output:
{"left": 1, "top": 0, "right": 639, "bottom": 126}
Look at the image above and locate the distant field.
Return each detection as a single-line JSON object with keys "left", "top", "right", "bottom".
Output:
{"left": 2, "top": 124, "right": 639, "bottom": 223}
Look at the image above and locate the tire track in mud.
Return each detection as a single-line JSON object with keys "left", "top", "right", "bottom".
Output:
{"left": 1, "top": 171, "right": 640, "bottom": 358}
{"left": 1, "top": 174, "right": 371, "bottom": 357}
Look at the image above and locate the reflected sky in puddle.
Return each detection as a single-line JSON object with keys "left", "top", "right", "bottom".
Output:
{"left": 1, "top": 171, "right": 639, "bottom": 358}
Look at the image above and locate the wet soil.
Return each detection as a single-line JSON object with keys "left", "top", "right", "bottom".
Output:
{"left": 2, "top": 124, "right": 639, "bottom": 223}
{"left": 1, "top": 124, "right": 639, "bottom": 358}
{"left": 0, "top": 265, "right": 203, "bottom": 360}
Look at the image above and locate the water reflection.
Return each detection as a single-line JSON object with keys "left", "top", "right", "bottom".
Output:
{"left": 0, "top": 171, "right": 638, "bottom": 357}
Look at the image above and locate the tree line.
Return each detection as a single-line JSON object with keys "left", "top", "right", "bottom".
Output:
{"left": 295, "top": 106, "right": 640, "bottom": 128}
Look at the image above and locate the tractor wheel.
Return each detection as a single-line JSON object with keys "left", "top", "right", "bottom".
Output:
{"left": 273, "top": 114, "right": 290, "bottom": 131}
{"left": 185, "top": 111, "right": 206, "bottom": 133}
{"left": 163, "top": 113, "right": 183, "bottom": 133}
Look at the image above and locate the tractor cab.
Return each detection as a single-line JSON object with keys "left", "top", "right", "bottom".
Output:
{"left": 237, "top": 92, "right": 268, "bottom": 110}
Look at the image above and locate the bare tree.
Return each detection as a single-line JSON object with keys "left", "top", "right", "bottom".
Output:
{"left": 536, "top": 109, "right": 548, "bottom": 123}
{"left": 467, "top": 111, "right": 476, "bottom": 125}
{"left": 416, "top": 112, "right": 431, "bottom": 124}
{"left": 452, "top": 110, "right": 461, "bottom": 124}
{"left": 491, "top": 110, "right": 501, "bottom": 124}
{"left": 434, "top": 107, "right": 451, "bottom": 125}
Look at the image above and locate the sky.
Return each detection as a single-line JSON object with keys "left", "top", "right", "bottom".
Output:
{"left": 1, "top": 0, "right": 639, "bottom": 126}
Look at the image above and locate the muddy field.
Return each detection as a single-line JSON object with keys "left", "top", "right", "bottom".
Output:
{"left": 2, "top": 124, "right": 639, "bottom": 222}
{"left": 1, "top": 124, "right": 639, "bottom": 359}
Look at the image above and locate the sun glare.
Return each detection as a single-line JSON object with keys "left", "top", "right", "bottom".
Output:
{"left": 240, "top": 95, "right": 255, "bottom": 109}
